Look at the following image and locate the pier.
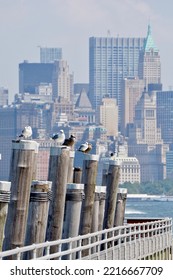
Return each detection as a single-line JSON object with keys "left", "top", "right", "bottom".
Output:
{"left": 0, "top": 139, "right": 172, "bottom": 260}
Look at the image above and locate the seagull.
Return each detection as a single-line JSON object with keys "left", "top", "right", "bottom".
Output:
{"left": 85, "top": 143, "right": 92, "bottom": 154}
{"left": 63, "top": 135, "right": 76, "bottom": 147}
{"left": 51, "top": 130, "right": 65, "bottom": 145}
{"left": 19, "top": 126, "right": 32, "bottom": 140}
{"left": 78, "top": 142, "right": 88, "bottom": 153}
{"left": 77, "top": 142, "right": 92, "bottom": 153}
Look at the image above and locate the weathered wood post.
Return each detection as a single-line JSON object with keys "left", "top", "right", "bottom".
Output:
{"left": 80, "top": 154, "right": 99, "bottom": 235}
{"left": 3, "top": 140, "right": 39, "bottom": 254}
{"left": 67, "top": 151, "right": 75, "bottom": 183}
{"left": 114, "top": 188, "right": 127, "bottom": 227}
{"left": 63, "top": 183, "right": 85, "bottom": 259}
{"left": 46, "top": 146, "right": 70, "bottom": 254}
{"left": 0, "top": 181, "right": 11, "bottom": 251}
{"left": 98, "top": 186, "right": 106, "bottom": 231}
{"left": 102, "top": 162, "right": 109, "bottom": 186}
{"left": 91, "top": 186, "right": 101, "bottom": 233}
{"left": 63, "top": 183, "right": 84, "bottom": 239}
{"left": 24, "top": 180, "right": 52, "bottom": 259}
{"left": 80, "top": 154, "right": 99, "bottom": 257}
{"left": 91, "top": 185, "right": 102, "bottom": 254}
{"left": 73, "top": 167, "right": 82, "bottom": 183}
{"left": 103, "top": 160, "right": 120, "bottom": 230}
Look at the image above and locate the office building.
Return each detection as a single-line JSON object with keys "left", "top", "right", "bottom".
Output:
{"left": 166, "top": 150, "right": 173, "bottom": 180}
{"left": 89, "top": 36, "right": 145, "bottom": 122}
{"left": 156, "top": 91, "right": 173, "bottom": 144}
{"left": 0, "top": 107, "right": 17, "bottom": 180}
{"left": 0, "top": 87, "right": 8, "bottom": 106}
{"left": 100, "top": 154, "right": 140, "bottom": 184}
{"left": 74, "top": 88, "right": 95, "bottom": 123}
{"left": 19, "top": 61, "right": 54, "bottom": 94}
{"left": 138, "top": 25, "right": 161, "bottom": 89}
{"left": 121, "top": 77, "right": 145, "bottom": 136}
{"left": 99, "top": 98, "right": 118, "bottom": 137}
{"left": 52, "top": 60, "right": 73, "bottom": 102}
{"left": 128, "top": 91, "right": 169, "bottom": 182}
{"left": 40, "top": 47, "right": 62, "bottom": 63}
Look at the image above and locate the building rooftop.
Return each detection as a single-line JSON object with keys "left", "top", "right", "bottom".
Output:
{"left": 75, "top": 89, "right": 92, "bottom": 109}
{"left": 144, "top": 24, "right": 159, "bottom": 52}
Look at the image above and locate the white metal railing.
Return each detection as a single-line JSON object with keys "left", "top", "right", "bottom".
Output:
{"left": 0, "top": 218, "right": 172, "bottom": 260}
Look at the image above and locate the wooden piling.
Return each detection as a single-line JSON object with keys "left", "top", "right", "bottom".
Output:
{"left": 102, "top": 162, "right": 109, "bottom": 186}
{"left": 98, "top": 186, "right": 106, "bottom": 231}
{"left": 46, "top": 146, "right": 70, "bottom": 254}
{"left": 80, "top": 154, "right": 98, "bottom": 257}
{"left": 80, "top": 154, "right": 99, "bottom": 236}
{"left": 3, "top": 140, "right": 39, "bottom": 254}
{"left": 63, "top": 183, "right": 84, "bottom": 239}
{"left": 91, "top": 186, "right": 101, "bottom": 233}
{"left": 103, "top": 160, "right": 120, "bottom": 229}
{"left": 0, "top": 181, "right": 11, "bottom": 251}
{"left": 114, "top": 188, "right": 127, "bottom": 227}
{"left": 67, "top": 151, "right": 75, "bottom": 183}
{"left": 73, "top": 167, "right": 82, "bottom": 183}
{"left": 63, "top": 183, "right": 84, "bottom": 259}
{"left": 24, "top": 180, "right": 52, "bottom": 259}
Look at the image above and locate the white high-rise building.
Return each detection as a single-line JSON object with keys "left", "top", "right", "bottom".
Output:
{"left": 52, "top": 60, "right": 73, "bottom": 102}
{"left": 99, "top": 98, "right": 118, "bottom": 137}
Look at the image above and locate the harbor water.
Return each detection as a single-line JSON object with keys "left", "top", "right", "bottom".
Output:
{"left": 125, "top": 199, "right": 173, "bottom": 221}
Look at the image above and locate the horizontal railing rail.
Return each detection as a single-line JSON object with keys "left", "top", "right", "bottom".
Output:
{"left": 0, "top": 218, "right": 172, "bottom": 260}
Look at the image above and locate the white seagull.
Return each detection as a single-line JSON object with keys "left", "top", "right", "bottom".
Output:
{"left": 19, "top": 126, "right": 32, "bottom": 140}
{"left": 77, "top": 142, "right": 89, "bottom": 153}
{"left": 51, "top": 129, "right": 65, "bottom": 145}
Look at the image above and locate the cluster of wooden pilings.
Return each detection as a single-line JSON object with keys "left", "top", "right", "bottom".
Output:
{"left": 0, "top": 140, "right": 127, "bottom": 259}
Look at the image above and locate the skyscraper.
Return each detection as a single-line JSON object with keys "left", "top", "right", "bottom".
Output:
{"left": 99, "top": 98, "right": 118, "bottom": 137}
{"left": 156, "top": 91, "right": 173, "bottom": 144}
{"left": 0, "top": 87, "right": 8, "bottom": 106}
{"left": 138, "top": 24, "right": 161, "bottom": 89}
{"left": 40, "top": 47, "right": 62, "bottom": 63}
{"left": 89, "top": 36, "right": 145, "bottom": 120}
{"left": 121, "top": 77, "right": 145, "bottom": 136}
{"left": 52, "top": 60, "right": 73, "bottom": 102}
{"left": 128, "top": 91, "right": 169, "bottom": 182}
{"left": 19, "top": 61, "right": 54, "bottom": 94}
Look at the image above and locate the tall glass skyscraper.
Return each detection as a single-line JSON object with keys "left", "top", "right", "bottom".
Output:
{"left": 40, "top": 47, "right": 62, "bottom": 63}
{"left": 89, "top": 36, "right": 145, "bottom": 122}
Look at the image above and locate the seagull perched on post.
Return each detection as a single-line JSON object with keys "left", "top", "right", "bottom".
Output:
{"left": 63, "top": 134, "right": 76, "bottom": 147}
{"left": 51, "top": 129, "right": 65, "bottom": 146}
{"left": 19, "top": 126, "right": 32, "bottom": 140}
{"left": 78, "top": 142, "right": 92, "bottom": 154}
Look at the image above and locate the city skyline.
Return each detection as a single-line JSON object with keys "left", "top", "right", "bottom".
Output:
{"left": 0, "top": 0, "right": 173, "bottom": 102}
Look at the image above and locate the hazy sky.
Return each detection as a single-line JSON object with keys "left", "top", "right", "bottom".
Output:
{"left": 0, "top": 0, "right": 173, "bottom": 102}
